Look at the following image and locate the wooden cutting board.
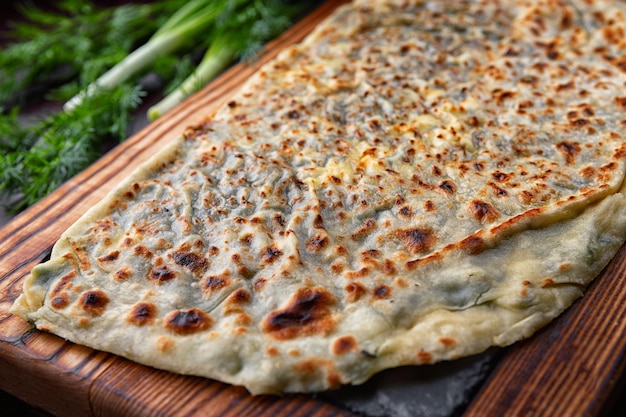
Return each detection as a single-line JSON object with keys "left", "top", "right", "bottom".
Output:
{"left": 1, "top": 1, "right": 625, "bottom": 416}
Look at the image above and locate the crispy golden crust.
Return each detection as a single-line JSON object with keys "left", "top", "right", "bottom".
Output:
{"left": 12, "top": 0, "right": 626, "bottom": 394}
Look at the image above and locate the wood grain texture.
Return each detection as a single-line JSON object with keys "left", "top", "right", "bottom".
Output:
{"left": 0, "top": 0, "right": 624, "bottom": 416}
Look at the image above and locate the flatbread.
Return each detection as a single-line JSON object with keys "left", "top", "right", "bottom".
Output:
{"left": 12, "top": 0, "right": 626, "bottom": 394}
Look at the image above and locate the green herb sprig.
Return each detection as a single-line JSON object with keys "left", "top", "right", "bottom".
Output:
{"left": 0, "top": 0, "right": 316, "bottom": 213}
{"left": 0, "top": 84, "right": 145, "bottom": 211}
{"left": 0, "top": 0, "right": 186, "bottom": 107}
{"left": 148, "top": 0, "right": 306, "bottom": 120}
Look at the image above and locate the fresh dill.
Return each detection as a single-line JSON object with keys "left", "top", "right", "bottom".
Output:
{"left": 0, "top": 0, "right": 316, "bottom": 213}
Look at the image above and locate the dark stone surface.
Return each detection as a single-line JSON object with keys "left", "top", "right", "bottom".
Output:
{"left": 320, "top": 348, "right": 504, "bottom": 417}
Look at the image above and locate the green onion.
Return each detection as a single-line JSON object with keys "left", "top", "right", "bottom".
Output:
{"left": 0, "top": 0, "right": 315, "bottom": 212}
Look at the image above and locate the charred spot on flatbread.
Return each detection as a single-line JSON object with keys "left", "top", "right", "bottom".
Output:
{"left": 201, "top": 273, "right": 231, "bottom": 296}
{"left": 165, "top": 308, "right": 213, "bottom": 335}
{"left": 332, "top": 335, "right": 358, "bottom": 355}
{"left": 469, "top": 200, "right": 500, "bottom": 223}
{"left": 97, "top": 250, "right": 120, "bottom": 264}
{"left": 261, "top": 245, "right": 283, "bottom": 264}
{"left": 148, "top": 265, "right": 177, "bottom": 285}
{"left": 127, "top": 302, "right": 158, "bottom": 326}
{"left": 79, "top": 290, "right": 109, "bottom": 316}
{"left": 392, "top": 227, "right": 437, "bottom": 254}
{"left": 170, "top": 251, "right": 209, "bottom": 275}
{"left": 262, "top": 287, "right": 336, "bottom": 340}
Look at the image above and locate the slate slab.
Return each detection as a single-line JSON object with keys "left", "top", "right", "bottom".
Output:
{"left": 321, "top": 348, "right": 504, "bottom": 417}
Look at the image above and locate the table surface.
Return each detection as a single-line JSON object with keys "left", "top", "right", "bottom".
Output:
{"left": 2, "top": 1, "right": 626, "bottom": 416}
